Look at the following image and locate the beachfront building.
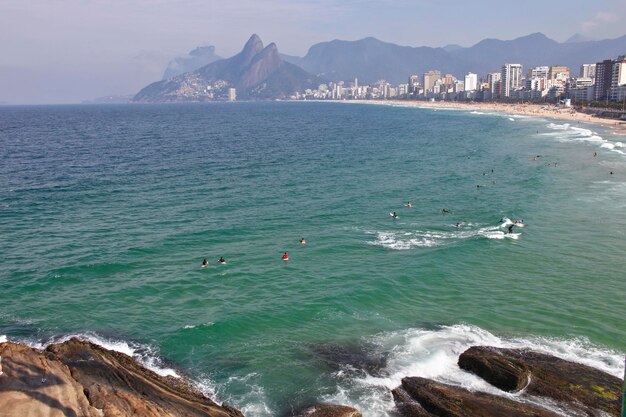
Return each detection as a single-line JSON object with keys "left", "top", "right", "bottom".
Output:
{"left": 609, "top": 56, "right": 626, "bottom": 101}
{"left": 501, "top": 64, "right": 523, "bottom": 97}
{"left": 529, "top": 66, "right": 549, "bottom": 79}
{"left": 228, "top": 88, "right": 236, "bottom": 101}
{"left": 580, "top": 64, "right": 596, "bottom": 79}
{"left": 464, "top": 73, "right": 478, "bottom": 92}
{"left": 423, "top": 70, "right": 442, "bottom": 93}
{"left": 594, "top": 59, "right": 613, "bottom": 101}
{"left": 549, "top": 66, "right": 570, "bottom": 83}
{"left": 486, "top": 72, "right": 501, "bottom": 97}
{"left": 408, "top": 75, "right": 420, "bottom": 95}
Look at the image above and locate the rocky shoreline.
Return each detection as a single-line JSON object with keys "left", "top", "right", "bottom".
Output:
{"left": 0, "top": 339, "right": 623, "bottom": 416}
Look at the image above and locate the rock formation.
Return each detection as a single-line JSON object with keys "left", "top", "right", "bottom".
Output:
{"left": 458, "top": 346, "right": 623, "bottom": 416}
{"left": 296, "top": 403, "right": 362, "bottom": 417}
{"left": 134, "top": 34, "right": 321, "bottom": 102}
{"left": 393, "top": 376, "right": 563, "bottom": 417}
{"left": 0, "top": 339, "right": 244, "bottom": 417}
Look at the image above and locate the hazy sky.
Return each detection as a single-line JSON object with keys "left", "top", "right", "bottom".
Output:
{"left": 1, "top": 0, "right": 626, "bottom": 104}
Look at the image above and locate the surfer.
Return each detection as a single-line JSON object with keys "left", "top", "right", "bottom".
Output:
{"left": 282, "top": 252, "right": 289, "bottom": 260}
{"left": 405, "top": 202, "right": 413, "bottom": 208}
{"left": 300, "top": 238, "right": 306, "bottom": 244}
{"left": 593, "top": 152, "right": 598, "bottom": 157}
{"left": 391, "top": 211, "right": 398, "bottom": 219}
{"left": 455, "top": 222, "right": 461, "bottom": 228}
{"left": 218, "top": 256, "right": 226, "bottom": 264}
{"left": 441, "top": 209, "right": 449, "bottom": 214}
{"left": 507, "top": 224, "right": 514, "bottom": 234}
{"left": 201, "top": 259, "right": 209, "bottom": 267}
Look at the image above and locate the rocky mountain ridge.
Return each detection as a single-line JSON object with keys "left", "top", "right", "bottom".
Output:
{"left": 134, "top": 35, "right": 321, "bottom": 102}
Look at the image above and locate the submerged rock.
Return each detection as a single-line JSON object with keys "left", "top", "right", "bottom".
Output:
{"left": 458, "top": 346, "right": 623, "bottom": 416}
{"left": 392, "top": 376, "right": 562, "bottom": 417}
{"left": 0, "top": 338, "right": 244, "bottom": 417}
{"left": 311, "top": 342, "right": 387, "bottom": 377}
{"left": 296, "top": 403, "right": 362, "bottom": 417}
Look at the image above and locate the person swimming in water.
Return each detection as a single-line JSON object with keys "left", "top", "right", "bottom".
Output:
{"left": 300, "top": 238, "right": 306, "bottom": 244}
{"left": 405, "top": 202, "right": 413, "bottom": 208}
{"left": 218, "top": 256, "right": 226, "bottom": 264}
{"left": 282, "top": 252, "right": 289, "bottom": 260}
{"left": 201, "top": 259, "right": 209, "bottom": 267}
{"left": 441, "top": 209, "right": 449, "bottom": 214}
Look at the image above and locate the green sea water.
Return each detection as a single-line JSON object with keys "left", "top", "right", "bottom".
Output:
{"left": 1, "top": 102, "right": 624, "bottom": 416}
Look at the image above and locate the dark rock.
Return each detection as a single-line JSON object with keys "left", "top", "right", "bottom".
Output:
{"left": 458, "top": 346, "right": 623, "bottom": 416}
{"left": 296, "top": 403, "right": 362, "bottom": 417}
{"left": 311, "top": 343, "right": 387, "bottom": 377}
{"left": 393, "top": 377, "right": 562, "bottom": 417}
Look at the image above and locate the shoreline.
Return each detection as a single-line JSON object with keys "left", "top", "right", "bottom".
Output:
{"left": 322, "top": 99, "right": 626, "bottom": 134}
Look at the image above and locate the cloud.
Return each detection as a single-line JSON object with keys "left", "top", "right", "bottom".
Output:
{"left": 581, "top": 2, "right": 626, "bottom": 36}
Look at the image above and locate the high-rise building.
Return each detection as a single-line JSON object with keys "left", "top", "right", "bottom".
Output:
{"left": 594, "top": 59, "right": 614, "bottom": 100}
{"left": 464, "top": 73, "right": 478, "bottom": 91}
{"left": 580, "top": 64, "right": 596, "bottom": 79}
{"left": 529, "top": 66, "right": 549, "bottom": 79}
{"left": 501, "top": 64, "right": 522, "bottom": 97}
{"left": 609, "top": 56, "right": 626, "bottom": 101}
{"left": 228, "top": 88, "right": 236, "bottom": 101}
{"left": 408, "top": 75, "right": 420, "bottom": 94}
{"left": 423, "top": 70, "right": 441, "bottom": 92}
{"left": 487, "top": 72, "right": 501, "bottom": 95}
{"left": 549, "top": 66, "right": 570, "bottom": 81}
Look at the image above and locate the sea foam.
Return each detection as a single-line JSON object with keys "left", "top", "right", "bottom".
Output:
{"left": 367, "top": 219, "right": 518, "bottom": 250}
{"left": 321, "top": 324, "right": 624, "bottom": 417}
{"left": 33, "top": 332, "right": 181, "bottom": 378}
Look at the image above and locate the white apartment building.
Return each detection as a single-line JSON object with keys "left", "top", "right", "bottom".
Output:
{"left": 501, "top": 64, "right": 523, "bottom": 97}
{"left": 464, "top": 73, "right": 478, "bottom": 91}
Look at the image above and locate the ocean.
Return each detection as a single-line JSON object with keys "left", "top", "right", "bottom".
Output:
{"left": 1, "top": 102, "right": 624, "bottom": 416}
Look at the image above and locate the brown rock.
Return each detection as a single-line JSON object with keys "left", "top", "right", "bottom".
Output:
{"left": 0, "top": 339, "right": 244, "bottom": 417}
{"left": 296, "top": 403, "right": 362, "bottom": 417}
{"left": 458, "top": 346, "right": 623, "bottom": 416}
{"left": 392, "top": 377, "right": 562, "bottom": 417}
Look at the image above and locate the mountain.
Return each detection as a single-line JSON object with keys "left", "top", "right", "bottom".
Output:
{"left": 292, "top": 33, "right": 626, "bottom": 84}
{"left": 162, "top": 45, "right": 222, "bottom": 79}
{"left": 134, "top": 35, "right": 321, "bottom": 102}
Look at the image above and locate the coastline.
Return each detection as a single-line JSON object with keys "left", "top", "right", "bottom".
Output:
{"left": 323, "top": 99, "right": 626, "bottom": 134}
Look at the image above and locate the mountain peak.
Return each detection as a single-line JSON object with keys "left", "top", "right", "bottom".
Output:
{"left": 243, "top": 34, "right": 264, "bottom": 53}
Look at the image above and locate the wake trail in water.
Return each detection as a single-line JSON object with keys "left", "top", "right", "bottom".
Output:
{"left": 367, "top": 218, "right": 520, "bottom": 250}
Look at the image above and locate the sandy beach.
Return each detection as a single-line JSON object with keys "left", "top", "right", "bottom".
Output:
{"left": 328, "top": 99, "right": 626, "bottom": 134}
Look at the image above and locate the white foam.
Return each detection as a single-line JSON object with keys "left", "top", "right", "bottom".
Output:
{"left": 35, "top": 332, "right": 181, "bottom": 378}
{"left": 368, "top": 220, "right": 520, "bottom": 250}
{"left": 208, "top": 372, "right": 273, "bottom": 417}
{"left": 322, "top": 324, "right": 624, "bottom": 417}
{"left": 508, "top": 117, "right": 515, "bottom": 121}
{"left": 0, "top": 335, "right": 7, "bottom": 343}
{"left": 542, "top": 123, "right": 607, "bottom": 145}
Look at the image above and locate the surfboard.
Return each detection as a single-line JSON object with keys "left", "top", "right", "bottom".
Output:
{"left": 389, "top": 212, "right": 398, "bottom": 218}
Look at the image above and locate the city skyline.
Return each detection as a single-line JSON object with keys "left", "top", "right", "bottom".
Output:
{"left": 2, "top": 0, "right": 626, "bottom": 104}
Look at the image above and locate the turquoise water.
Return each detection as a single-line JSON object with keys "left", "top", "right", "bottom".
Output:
{"left": 1, "top": 102, "right": 624, "bottom": 416}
